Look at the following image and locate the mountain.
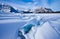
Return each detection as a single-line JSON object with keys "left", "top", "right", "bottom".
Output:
{"left": 0, "top": 3, "right": 20, "bottom": 13}
{"left": 54, "top": 11, "right": 60, "bottom": 13}
{"left": 34, "top": 7, "right": 54, "bottom": 13}
{"left": 0, "top": 3, "right": 60, "bottom": 13}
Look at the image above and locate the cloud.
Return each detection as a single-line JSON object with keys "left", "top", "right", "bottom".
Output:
{"left": 1, "top": 0, "right": 60, "bottom": 11}
{"left": 50, "top": 0, "right": 60, "bottom": 11}
{"left": 41, "top": 0, "right": 60, "bottom": 11}
{"left": 32, "top": 0, "right": 60, "bottom": 11}
{"left": 2, "top": 1, "right": 29, "bottom": 10}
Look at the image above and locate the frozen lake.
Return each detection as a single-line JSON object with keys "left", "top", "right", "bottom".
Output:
{"left": 0, "top": 13, "right": 60, "bottom": 39}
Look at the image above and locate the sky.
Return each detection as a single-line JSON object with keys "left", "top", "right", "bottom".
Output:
{"left": 0, "top": 0, "right": 60, "bottom": 11}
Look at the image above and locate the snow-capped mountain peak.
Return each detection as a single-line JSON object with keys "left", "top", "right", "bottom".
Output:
{"left": 0, "top": 3, "right": 19, "bottom": 13}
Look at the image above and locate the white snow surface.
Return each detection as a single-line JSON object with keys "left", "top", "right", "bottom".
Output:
{"left": 0, "top": 13, "right": 60, "bottom": 39}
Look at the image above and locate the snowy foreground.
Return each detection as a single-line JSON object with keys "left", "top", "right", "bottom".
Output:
{"left": 0, "top": 13, "right": 60, "bottom": 39}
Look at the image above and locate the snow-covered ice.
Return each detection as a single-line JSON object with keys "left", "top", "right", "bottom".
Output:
{"left": 0, "top": 13, "right": 60, "bottom": 39}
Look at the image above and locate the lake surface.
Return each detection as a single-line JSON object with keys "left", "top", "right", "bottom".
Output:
{"left": 0, "top": 12, "right": 60, "bottom": 39}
